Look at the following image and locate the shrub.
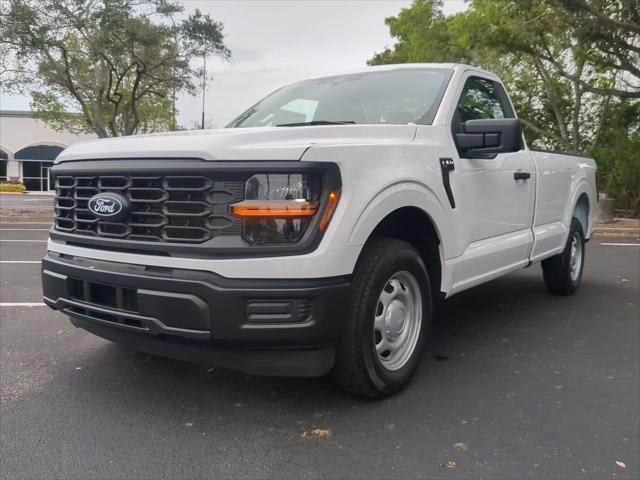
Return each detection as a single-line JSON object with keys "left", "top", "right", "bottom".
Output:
{"left": 592, "top": 137, "right": 640, "bottom": 217}
{"left": 0, "top": 182, "right": 27, "bottom": 193}
{"left": 590, "top": 102, "right": 640, "bottom": 217}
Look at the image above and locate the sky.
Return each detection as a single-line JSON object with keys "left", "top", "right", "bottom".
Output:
{"left": 0, "top": 0, "right": 468, "bottom": 129}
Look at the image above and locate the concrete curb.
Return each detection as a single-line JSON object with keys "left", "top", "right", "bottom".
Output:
{"left": 593, "top": 228, "right": 640, "bottom": 238}
{"left": 593, "top": 227, "right": 640, "bottom": 231}
{"left": 593, "top": 217, "right": 640, "bottom": 238}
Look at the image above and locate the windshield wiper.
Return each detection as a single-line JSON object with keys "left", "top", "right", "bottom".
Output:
{"left": 275, "top": 120, "right": 357, "bottom": 127}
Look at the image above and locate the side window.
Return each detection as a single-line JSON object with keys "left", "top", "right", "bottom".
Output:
{"left": 456, "top": 77, "right": 510, "bottom": 123}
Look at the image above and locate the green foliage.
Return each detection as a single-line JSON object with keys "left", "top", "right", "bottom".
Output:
{"left": 182, "top": 9, "right": 231, "bottom": 59}
{"left": 0, "top": 182, "right": 26, "bottom": 193}
{"left": 30, "top": 91, "right": 87, "bottom": 134}
{"left": 370, "top": 0, "right": 639, "bottom": 213}
{"left": 0, "top": 0, "right": 230, "bottom": 137}
{"left": 590, "top": 102, "right": 640, "bottom": 215}
{"left": 555, "top": 0, "right": 640, "bottom": 99}
{"left": 368, "top": 0, "right": 464, "bottom": 65}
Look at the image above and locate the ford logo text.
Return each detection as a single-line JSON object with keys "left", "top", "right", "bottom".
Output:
{"left": 87, "top": 193, "right": 128, "bottom": 220}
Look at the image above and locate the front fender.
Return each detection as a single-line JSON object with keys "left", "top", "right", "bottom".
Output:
{"left": 348, "top": 181, "right": 452, "bottom": 258}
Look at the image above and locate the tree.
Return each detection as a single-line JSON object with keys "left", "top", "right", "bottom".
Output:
{"left": 590, "top": 101, "right": 640, "bottom": 214}
{"left": 555, "top": 0, "right": 640, "bottom": 99}
{"left": 453, "top": 0, "right": 624, "bottom": 153}
{"left": 369, "top": 0, "right": 633, "bottom": 152}
{"left": 368, "top": 0, "right": 463, "bottom": 65}
{"left": 370, "top": 0, "right": 639, "bottom": 212}
{"left": 0, "top": 0, "right": 231, "bottom": 137}
{"left": 182, "top": 9, "right": 230, "bottom": 129}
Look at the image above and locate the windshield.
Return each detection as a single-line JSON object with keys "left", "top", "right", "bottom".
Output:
{"left": 228, "top": 68, "right": 452, "bottom": 128}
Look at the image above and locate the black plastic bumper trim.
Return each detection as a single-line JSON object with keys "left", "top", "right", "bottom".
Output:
{"left": 68, "top": 315, "right": 335, "bottom": 377}
{"left": 42, "top": 253, "right": 350, "bottom": 376}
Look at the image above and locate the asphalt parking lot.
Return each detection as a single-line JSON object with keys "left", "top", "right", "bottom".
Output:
{"left": 0, "top": 194, "right": 54, "bottom": 211}
{"left": 0, "top": 220, "right": 638, "bottom": 479}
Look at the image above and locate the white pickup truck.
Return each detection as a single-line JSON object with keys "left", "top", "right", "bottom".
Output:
{"left": 43, "top": 63, "right": 597, "bottom": 398}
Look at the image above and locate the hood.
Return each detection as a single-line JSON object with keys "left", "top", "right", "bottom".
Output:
{"left": 55, "top": 125, "right": 417, "bottom": 163}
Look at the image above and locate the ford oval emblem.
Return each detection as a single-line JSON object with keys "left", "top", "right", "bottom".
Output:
{"left": 87, "top": 193, "right": 129, "bottom": 221}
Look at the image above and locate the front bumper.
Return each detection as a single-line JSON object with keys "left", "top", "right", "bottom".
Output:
{"left": 42, "top": 253, "right": 350, "bottom": 376}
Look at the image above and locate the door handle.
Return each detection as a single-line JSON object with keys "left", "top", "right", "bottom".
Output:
{"left": 514, "top": 171, "right": 531, "bottom": 181}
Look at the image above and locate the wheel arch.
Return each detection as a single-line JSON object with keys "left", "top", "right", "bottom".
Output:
{"left": 356, "top": 205, "right": 445, "bottom": 303}
{"left": 573, "top": 192, "right": 590, "bottom": 238}
{"left": 346, "top": 183, "right": 452, "bottom": 299}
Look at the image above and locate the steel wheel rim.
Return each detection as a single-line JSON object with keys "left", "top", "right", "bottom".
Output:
{"left": 569, "top": 232, "right": 583, "bottom": 282}
{"left": 373, "top": 270, "right": 422, "bottom": 371}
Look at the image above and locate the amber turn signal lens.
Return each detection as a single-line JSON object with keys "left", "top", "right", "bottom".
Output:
{"left": 319, "top": 190, "right": 341, "bottom": 231}
{"left": 231, "top": 201, "right": 318, "bottom": 217}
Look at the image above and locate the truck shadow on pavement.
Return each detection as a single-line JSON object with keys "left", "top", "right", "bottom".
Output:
{"left": 69, "top": 265, "right": 607, "bottom": 413}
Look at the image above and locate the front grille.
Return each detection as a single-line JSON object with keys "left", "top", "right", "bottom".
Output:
{"left": 54, "top": 175, "right": 244, "bottom": 243}
{"left": 67, "top": 278, "right": 145, "bottom": 329}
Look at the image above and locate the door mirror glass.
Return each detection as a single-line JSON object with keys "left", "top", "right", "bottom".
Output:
{"left": 455, "top": 118, "right": 523, "bottom": 159}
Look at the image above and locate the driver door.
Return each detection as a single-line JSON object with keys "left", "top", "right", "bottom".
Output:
{"left": 448, "top": 74, "right": 535, "bottom": 292}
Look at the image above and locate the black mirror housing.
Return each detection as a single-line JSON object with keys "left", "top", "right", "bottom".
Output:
{"left": 455, "top": 118, "right": 523, "bottom": 158}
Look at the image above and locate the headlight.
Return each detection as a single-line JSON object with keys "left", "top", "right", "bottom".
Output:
{"left": 244, "top": 173, "right": 320, "bottom": 202}
{"left": 230, "top": 172, "right": 340, "bottom": 245}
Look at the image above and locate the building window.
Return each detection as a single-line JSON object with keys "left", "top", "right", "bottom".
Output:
{"left": 22, "top": 161, "right": 54, "bottom": 191}
{"left": 15, "top": 144, "right": 64, "bottom": 191}
{"left": 0, "top": 149, "right": 7, "bottom": 181}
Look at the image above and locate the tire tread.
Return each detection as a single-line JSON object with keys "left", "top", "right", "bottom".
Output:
{"left": 332, "top": 237, "right": 430, "bottom": 398}
{"left": 542, "top": 218, "right": 584, "bottom": 295}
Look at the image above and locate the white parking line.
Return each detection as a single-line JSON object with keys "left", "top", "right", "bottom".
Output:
{"left": 0, "top": 303, "right": 46, "bottom": 307}
{"left": 600, "top": 242, "right": 640, "bottom": 247}
{"left": 0, "top": 240, "right": 47, "bottom": 243}
{"left": 0, "top": 261, "right": 41, "bottom": 264}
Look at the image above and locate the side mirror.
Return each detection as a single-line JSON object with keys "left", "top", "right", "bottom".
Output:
{"left": 455, "top": 118, "right": 523, "bottom": 158}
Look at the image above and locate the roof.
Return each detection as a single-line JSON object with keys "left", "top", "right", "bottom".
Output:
{"left": 0, "top": 110, "right": 95, "bottom": 155}
{"left": 363, "top": 62, "right": 494, "bottom": 74}
{"left": 295, "top": 62, "right": 497, "bottom": 85}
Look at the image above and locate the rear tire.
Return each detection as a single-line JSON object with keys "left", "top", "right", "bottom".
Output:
{"left": 332, "top": 238, "right": 432, "bottom": 399}
{"left": 542, "top": 217, "right": 585, "bottom": 295}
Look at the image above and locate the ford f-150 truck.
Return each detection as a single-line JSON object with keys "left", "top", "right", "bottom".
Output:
{"left": 42, "top": 64, "right": 597, "bottom": 398}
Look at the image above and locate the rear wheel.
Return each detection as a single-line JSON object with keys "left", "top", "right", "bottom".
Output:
{"left": 332, "top": 238, "right": 432, "bottom": 398}
{"left": 542, "top": 217, "right": 585, "bottom": 295}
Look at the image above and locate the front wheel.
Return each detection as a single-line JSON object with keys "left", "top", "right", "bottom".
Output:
{"left": 542, "top": 217, "right": 585, "bottom": 295}
{"left": 332, "top": 238, "right": 432, "bottom": 399}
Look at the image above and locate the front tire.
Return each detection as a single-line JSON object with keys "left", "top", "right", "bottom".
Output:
{"left": 542, "top": 217, "right": 585, "bottom": 295}
{"left": 332, "top": 238, "right": 432, "bottom": 399}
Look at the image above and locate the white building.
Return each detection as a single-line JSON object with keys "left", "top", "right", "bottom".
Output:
{"left": 0, "top": 110, "right": 96, "bottom": 191}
